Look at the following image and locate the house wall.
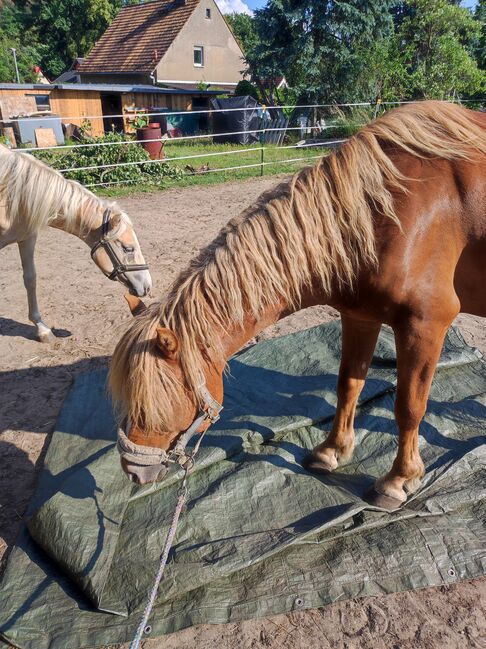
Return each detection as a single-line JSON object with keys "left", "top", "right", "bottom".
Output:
{"left": 155, "top": 0, "right": 244, "bottom": 87}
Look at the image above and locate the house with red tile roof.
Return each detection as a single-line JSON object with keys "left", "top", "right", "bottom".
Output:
{"left": 79, "top": 0, "right": 245, "bottom": 91}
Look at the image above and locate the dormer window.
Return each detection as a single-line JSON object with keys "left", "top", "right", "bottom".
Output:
{"left": 194, "top": 46, "right": 204, "bottom": 67}
{"left": 206, "top": 8, "right": 211, "bottom": 18}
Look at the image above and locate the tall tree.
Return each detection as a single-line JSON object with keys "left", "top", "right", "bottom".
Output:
{"left": 397, "top": 0, "right": 484, "bottom": 98}
{"left": 21, "top": 0, "right": 138, "bottom": 78}
{"left": 245, "top": 0, "right": 395, "bottom": 104}
{"left": 364, "top": 0, "right": 485, "bottom": 101}
{"left": 0, "top": 1, "right": 42, "bottom": 82}
{"left": 473, "top": 0, "right": 485, "bottom": 70}
{"left": 225, "top": 12, "right": 258, "bottom": 58}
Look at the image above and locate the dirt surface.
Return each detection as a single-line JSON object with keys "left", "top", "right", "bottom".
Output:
{"left": 1, "top": 175, "right": 485, "bottom": 649}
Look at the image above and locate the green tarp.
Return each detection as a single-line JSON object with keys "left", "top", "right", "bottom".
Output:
{"left": 0, "top": 322, "right": 485, "bottom": 649}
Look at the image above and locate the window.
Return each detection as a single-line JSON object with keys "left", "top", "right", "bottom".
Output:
{"left": 193, "top": 46, "right": 204, "bottom": 67}
{"left": 27, "top": 94, "right": 51, "bottom": 111}
{"left": 206, "top": 7, "right": 211, "bottom": 18}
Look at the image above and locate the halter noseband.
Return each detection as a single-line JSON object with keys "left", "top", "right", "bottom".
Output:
{"left": 117, "top": 380, "right": 223, "bottom": 478}
{"left": 91, "top": 209, "right": 149, "bottom": 281}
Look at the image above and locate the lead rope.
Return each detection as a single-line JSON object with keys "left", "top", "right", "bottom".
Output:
{"left": 129, "top": 430, "right": 208, "bottom": 649}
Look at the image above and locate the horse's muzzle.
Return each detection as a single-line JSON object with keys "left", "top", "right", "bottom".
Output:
{"left": 121, "top": 458, "right": 169, "bottom": 485}
{"left": 124, "top": 269, "right": 152, "bottom": 297}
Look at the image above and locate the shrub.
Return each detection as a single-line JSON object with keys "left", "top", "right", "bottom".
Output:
{"left": 34, "top": 128, "right": 184, "bottom": 187}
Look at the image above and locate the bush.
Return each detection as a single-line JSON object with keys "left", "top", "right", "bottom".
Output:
{"left": 318, "top": 106, "right": 375, "bottom": 139}
{"left": 234, "top": 80, "right": 259, "bottom": 101}
{"left": 34, "top": 127, "right": 184, "bottom": 187}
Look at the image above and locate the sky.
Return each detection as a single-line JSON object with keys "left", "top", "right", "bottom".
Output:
{"left": 215, "top": 0, "right": 479, "bottom": 16}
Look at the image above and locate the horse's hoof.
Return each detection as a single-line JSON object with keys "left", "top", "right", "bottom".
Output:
{"left": 364, "top": 486, "right": 404, "bottom": 511}
{"left": 303, "top": 454, "right": 335, "bottom": 474}
{"left": 38, "top": 329, "right": 55, "bottom": 343}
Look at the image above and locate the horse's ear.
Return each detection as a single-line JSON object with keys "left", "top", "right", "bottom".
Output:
{"left": 125, "top": 294, "right": 147, "bottom": 317}
{"left": 156, "top": 327, "right": 179, "bottom": 360}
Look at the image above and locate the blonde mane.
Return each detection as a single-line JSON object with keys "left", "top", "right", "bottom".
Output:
{"left": 110, "top": 101, "right": 486, "bottom": 433}
{"left": 0, "top": 144, "right": 123, "bottom": 235}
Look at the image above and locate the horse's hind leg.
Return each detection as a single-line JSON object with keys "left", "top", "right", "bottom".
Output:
{"left": 367, "top": 316, "right": 455, "bottom": 510}
{"left": 18, "top": 234, "right": 54, "bottom": 343}
{"left": 305, "top": 316, "right": 381, "bottom": 472}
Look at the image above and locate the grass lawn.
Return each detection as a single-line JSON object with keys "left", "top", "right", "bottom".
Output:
{"left": 96, "top": 140, "right": 329, "bottom": 197}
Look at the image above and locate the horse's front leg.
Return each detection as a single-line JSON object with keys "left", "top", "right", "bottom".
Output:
{"left": 306, "top": 316, "right": 381, "bottom": 472}
{"left": 18, "top": 234, "right": 54, "bottom": 343}
{"left": 367, "top": 316, "right": 454, "bottom": 510}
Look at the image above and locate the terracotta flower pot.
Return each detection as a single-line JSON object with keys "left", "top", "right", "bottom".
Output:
{"left": 136, "top": 123, "right": 164, "bottom": 160}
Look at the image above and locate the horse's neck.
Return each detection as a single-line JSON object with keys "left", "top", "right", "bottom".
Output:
{"left": 49, "top": 201, "right": 103, "bottom": 246}
{"left": 221, "top": 302, "right": 289, "bottom": 360}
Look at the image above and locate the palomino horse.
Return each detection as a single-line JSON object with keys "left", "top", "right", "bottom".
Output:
{"left": 110, "top": 101, "right": 486, "bottom": 510}
{"left": 0, "top": 144, "right": 151, "bottom": 341}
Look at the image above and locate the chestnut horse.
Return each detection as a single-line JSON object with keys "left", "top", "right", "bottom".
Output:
{"left": 110, "top": 101, "right": 486, "bottom": 510}
{"left": 0, "top": 144, "right": 151, "bottom": 341}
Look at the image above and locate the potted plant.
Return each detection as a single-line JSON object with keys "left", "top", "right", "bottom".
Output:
{"left": 133, "top": 111, "right": 164, "bottom": 160}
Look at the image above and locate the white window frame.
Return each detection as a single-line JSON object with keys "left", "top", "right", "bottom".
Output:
{"left": 193, "top": 45, "right": 204, "bottom": 67}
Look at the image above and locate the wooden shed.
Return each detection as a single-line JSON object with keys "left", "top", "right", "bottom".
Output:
{"left": 0, "top": 83, "right": 221, "bottom": 144}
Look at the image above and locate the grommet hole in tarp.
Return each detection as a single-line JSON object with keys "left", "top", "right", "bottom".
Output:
{"left": 294, "top": 597, "right": 304, "bottom": 608}
{"left": 144, "top": 625, "right": 152, "bottom": 635}
{"left": 448, "top": 568, "right": 456, "bottom": 577}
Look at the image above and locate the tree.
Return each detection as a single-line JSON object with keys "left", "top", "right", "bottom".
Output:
{"left": 245, "top": 0, "right": 395, "bottom": 104}
{"left": 0, "top": 1, "right": 43, "bottom": 82}
{"left": 234, "top": 79, "right": 259, "bottom": 100}
{"left": 21, "top": 0, "right": 138, "bottom": 78}
{"left": 473, "top": 0, "right": 485, "bottom": 71}
{"left": 397, "top": 0, "right": 484, "bottom": 98}
{"left": 363, "top": 0, "right": 486, "bottom": 101}
{"left": 225, "top": 12, "right": 259, "bottom": 57}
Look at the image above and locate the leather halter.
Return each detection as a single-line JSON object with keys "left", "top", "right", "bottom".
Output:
{"left": 91, "top": 209, "right": 149, "bottom": 281}
{"left": 117, "top": 380, "right": 223, "bottom": 478}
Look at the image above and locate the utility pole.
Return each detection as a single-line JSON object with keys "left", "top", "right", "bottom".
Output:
{"left": 10, "top": 48, "right": 20, "bottom": 84}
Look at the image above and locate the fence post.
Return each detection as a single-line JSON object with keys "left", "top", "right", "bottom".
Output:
{"left": 260, "top": 104, "right": 267, "bottom": 177}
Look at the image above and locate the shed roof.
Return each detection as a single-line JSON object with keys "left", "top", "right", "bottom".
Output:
{"left": 79, "top": 0, "right": 200, "bottom": 75}
{"left": 0, "top": 82, "right": 220, "bottom": 95}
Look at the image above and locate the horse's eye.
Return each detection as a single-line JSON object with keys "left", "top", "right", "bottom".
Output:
{"left": 122, "top": 245, "right": 135, "bottom": 253}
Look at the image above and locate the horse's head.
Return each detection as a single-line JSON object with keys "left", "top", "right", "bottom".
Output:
{"left": 90, "top": 208, "right": 152, "bottom": 297}
{"left": 109, "top": 295, "right": 224, "bottom": 485}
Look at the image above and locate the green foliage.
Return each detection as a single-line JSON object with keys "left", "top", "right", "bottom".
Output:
{"left": 234, "top": 79, "right": 259, "bottom": 100}
{"left": 473, "top": 0, "right": 486, "bottom": 71}
{"left": 34, "top": 129, "right": 184, "bottom": 187}
{"left": 19, "top": 0, "right": 133, "bottom": 78}
{"left": 322, "top": 106, "right": 376, "bottom": 138}
{"left": 398, "top": 0, "right": 484, "bottom": 98}
{"left": 0, "top": 2, "right": 43, "bottom": 82}
{"left": 131, "top": 112, "right": 149, "bottom": 129}
{"left": 246, "top": 0, "right": 395, "bottom": 104}
{"left": 225, "top": 12, "right": 259, "bottom": 57}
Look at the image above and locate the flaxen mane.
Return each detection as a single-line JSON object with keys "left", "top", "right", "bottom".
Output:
{"left": 109, "top": 101, "right": 486, "bottom": 433}
{"left": 0, "top": 144, "right": 124, "bottom": 235}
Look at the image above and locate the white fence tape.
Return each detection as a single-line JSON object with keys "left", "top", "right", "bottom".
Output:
{"left": 3, "top": 98, "right": 482, "bottom": 189}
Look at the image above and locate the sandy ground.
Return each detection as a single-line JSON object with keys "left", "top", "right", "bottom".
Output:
{"left": 0, "top": 175, "right": 485, "bottom": 649}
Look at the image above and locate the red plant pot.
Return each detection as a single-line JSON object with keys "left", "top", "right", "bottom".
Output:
{"left": 136, "top": 123, "right": 164, "bottom": 160}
